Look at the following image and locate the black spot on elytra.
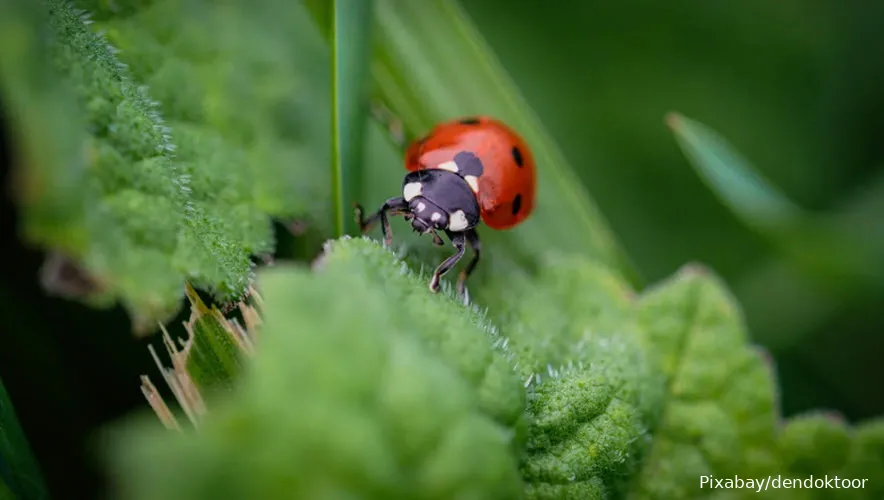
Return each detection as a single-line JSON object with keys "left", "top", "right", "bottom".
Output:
{"left": 511, "top": 146, "right": 524, "bottom": 167}
{"left": 512, "top": 193, "right": 522, "bottom": 215}
{"left": 459, "top": 117, "right": 481, "bottom": 125}
{"left": 453, "top": 151, "right": 484, "bottom": 177}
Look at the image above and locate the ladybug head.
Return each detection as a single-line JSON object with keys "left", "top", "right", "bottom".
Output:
{"left": 404, "top": 197, "right": 450, "bottom": 234}
{"left": 401, "top": 169, "right": 480, "bottom": 235}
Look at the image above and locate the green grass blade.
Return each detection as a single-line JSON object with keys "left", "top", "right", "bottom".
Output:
{"left": 306, "top": 0, "right": 641, "bottom": 286}
{"left": 734, "top": 170, "right": 884, "bottom": 350}
{"left": 667, "top": 111, "right": 884, "bottom": 350}
{"left": 665, "top": 112, "right": 804, "bottom": 230}
{"left": 666, "top": 112, "right": 883, "bottom": 282}
{"left": 330, "top": 0, "right": 375, "bottom": 236}
{"left": 0, "top": 479, "right": 14, "bottom": 499}
{"left": 0, "top": 378, "right": 49, "bottom": 500}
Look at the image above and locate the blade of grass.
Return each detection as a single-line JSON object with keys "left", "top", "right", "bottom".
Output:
{"left": 305, "top": 0, "right": 642, "bottom": 287}
{"left": 0, "top": 378, "right": 49, "bottom": 500}
{"left": 667, "top": 112, "right": 882, "bottom": 276}
{"left": 735, "top": 169, "right": 884, "bottom": 350}
{"left": 330, "top": 0, "right": 375, "bottom": 236}
{"left": 665, "top": 112, "right": 804, "bottom": 230}
{"left": 667, "top": 111, "right": 884, "bottom": 344}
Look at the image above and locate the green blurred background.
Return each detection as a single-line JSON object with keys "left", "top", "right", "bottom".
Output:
{"left": 1, "top": 0, "right": 883, "bottom": 497}
{"left": 461, "top": 0, "right": 884, "bottom": 419}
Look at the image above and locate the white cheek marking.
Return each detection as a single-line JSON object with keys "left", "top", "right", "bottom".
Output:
{"left": 464, "top": 175, "right": 479, "bottom": 193}
{"left": 438, "top": 160, "right": 459, "bottom": 173}
{"left": 403, "top": 182, "right": 422, "bottom": 201}
{"left": 416, "top": 202, "right": 426, "bottom": 212}
{"left": 431, "top": 212, "right": 441, "bottom": 222}
{"left": 448, "top": 210, "right": 469, "bottom": 232}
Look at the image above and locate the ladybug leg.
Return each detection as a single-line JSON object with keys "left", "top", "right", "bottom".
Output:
{"left": 354, "top": 197, "right": 408, "bottom": 247}
{"left": 456, "top": 229, "right": 481, "bottom": 299}
{"left": 428, "top": 232, "right": 466, "bottom": 293}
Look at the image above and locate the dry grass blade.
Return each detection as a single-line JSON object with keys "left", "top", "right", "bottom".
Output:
{"left": 140, "top": 283, "right": 262, "bottom": 427}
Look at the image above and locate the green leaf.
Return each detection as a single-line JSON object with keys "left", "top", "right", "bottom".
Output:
{"left": 113, "top": 237, "right": 884, "bottom": 499}
{"left": 0, "top": 377, "right": 49, "bottom": 500}
{"left": 96, "top": 0, "right": 332, "bottom": 228}
{"left": 770, "top": 414, "right": 884, "bottom": 500}
{"left": 330, "top": 0, "right": 374, "bottom": 236}
{"left": 304, "top": 0, "right": 641, "bottom": 287}
{"left": 313, "top": 237, "right": 527, "bottom": 438}
{"left": 0, "top": 0, "right": 280, "bottom": 329}
{"left": 1, "top": 0, "right": 344, "bottom": 328}
{"left": 0, "top": 0, "right": 90, "bottom": 258}
{"left": 477, "top": 258, "right": 662, "bottom": 498}
{"left": 623, "top": 265, "right": 884, "bottom": 500}
{"left": 108, "top": 237, "right": 526, "bottom": 499}
{"left": 626, "top": 265, "right": 780, "bottom": 499}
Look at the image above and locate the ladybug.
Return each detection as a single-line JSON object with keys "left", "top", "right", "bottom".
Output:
{"left": 355, "top": 115, "right": 536, "bottom": 297}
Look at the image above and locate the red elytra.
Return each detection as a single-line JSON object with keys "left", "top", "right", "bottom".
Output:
{"left": 355, "top": 115, "right": 536, "bottom": 298}
{"left": 404, "top": 115, "right": 536, "bottom": 230}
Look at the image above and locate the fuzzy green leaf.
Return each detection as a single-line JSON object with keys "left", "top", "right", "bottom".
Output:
{"left": 96, "top": 0, "right": 332, "bottom": 227}
{"left": 626, "top": 266, "right": 780, "bottom": 499}
{"left": 2, "top": 0, "right": 340, "bottom": 327}
{"left": 0, "top": 378, "right": 49, "bottom": 500}
{"left": 764, "top": 414, "right": 884, "bottom": 500}
{"left": 475, "top": 259, "right": 662, "bottom": 499}
{"left": 0, "top": 0, "right": 89, "bottom": 256}
{"left": 113, "top": 237, "right": 884, "bottom": 499}
{"left": 0, "top": 0, "right": 276, "bottom": 328}
{"left": 108, "top": 237, "right": 526, "bottom": 499}
{"left": 313, "top": 237, "right": 527, "bottom": 438}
